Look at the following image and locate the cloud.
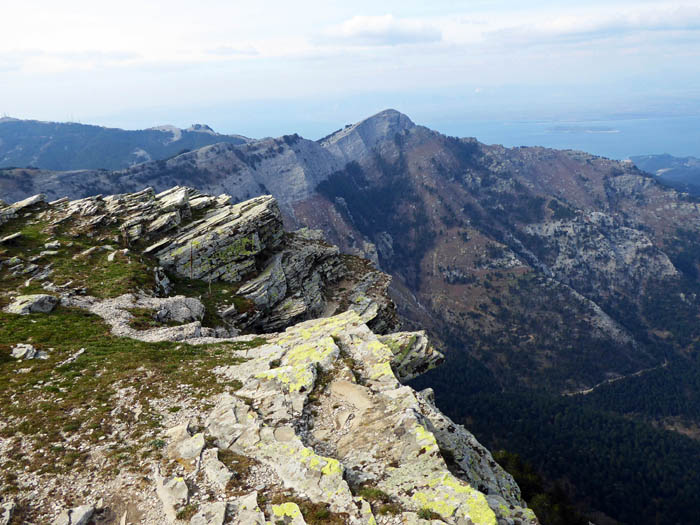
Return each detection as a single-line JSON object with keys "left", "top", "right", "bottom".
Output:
{"left": 324, "top": 14, "right": 442, "bottom": 46}
{"left": 206, "top": 45, "right": 259, "bottom": 57}
{"left": 0, "top": 49, "right": 143, "bottom": 74}
{"left": 485, "top": 4, "right": 700, "bottom": 46}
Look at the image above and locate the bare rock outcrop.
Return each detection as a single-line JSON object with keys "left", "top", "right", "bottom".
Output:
{"left": 1, "top": 186, "right": 397, "bottom": 335}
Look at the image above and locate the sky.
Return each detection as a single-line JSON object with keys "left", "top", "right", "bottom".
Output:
{"left": 2, "top": 1, "right": 700, "bottom": 156}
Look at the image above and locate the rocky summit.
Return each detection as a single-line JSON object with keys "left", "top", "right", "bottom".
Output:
{"left": 0, "top": 188, "right": 537, "bottom": 524}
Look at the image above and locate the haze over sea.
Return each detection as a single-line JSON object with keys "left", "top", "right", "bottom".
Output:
{"left": 448, "top": 115, "right": 700, "bottom": 160}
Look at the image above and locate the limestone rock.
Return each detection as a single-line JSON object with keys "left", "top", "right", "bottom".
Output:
{"left": 4, "top": 187, "right": 396, "bottom": 335}
{"left": 227, "top": 492, "right": 266, "bottom": 525}
{"left": 269, "top": 502, "right": 307, "bottom": 524}
{"left": 10, "top": 193, "right": 46, "bottom": 211}
{"left": 0, "top": 232, "right": 21, "bottom": 244}
{"left": 59, "top": 293, "right": 221, "bottom": 344}
{"left": 189, "top": 502, "right": 226, "bottom": 525}
{"left": 166, "top": 422, "right": 206, "bottom": 462}
{"left": 156, "top": 473, "right": 189, "bottom": 522}
{"left": 0, "top": 501, "right": 15, "bottom": 525}
{"left": 379, "top": 331, "right": 445, "bottom": 382}
{"left": 4, "top": 294, "right": 58, "bottom": 314}
{"left": 208, "top": 311, "right": 537, "bottom": 524}
{"left": 154, "top": 195, "right": 284, "bottom": 283}
{"left": 202, "top": 448, "right": 232, "bottom": 490}
{"left": 54, "top": 505, "right": 94, "bottom": 525}
{"left": 11, "top": 343, "right": 47, "bottom": 360}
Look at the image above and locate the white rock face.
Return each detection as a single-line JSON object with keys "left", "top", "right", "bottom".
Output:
{"left": 0, "top": 501, "right": 15, "bottom": 525}
{"left": 189, "top": 502, "right": 226, "bottom": 525}
{"left": 54, "top": 505, "right": 94, "bottom": 525}
{"left": 155, "top": 474, "right": 189, "bottom": 522}
{"left": 321, "top": 109, "right": 415, "bottom": 163}
{"left": 525, "top": 211, "right": 678, "bottom": 292}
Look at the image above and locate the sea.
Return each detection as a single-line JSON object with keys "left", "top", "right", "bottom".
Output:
{"left": 449, "top": 115, "right": 700, "bottom": 161}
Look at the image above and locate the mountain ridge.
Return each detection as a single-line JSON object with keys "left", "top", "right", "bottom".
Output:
{"left": 0, "top": 118, "right": 249, "bottom": 171}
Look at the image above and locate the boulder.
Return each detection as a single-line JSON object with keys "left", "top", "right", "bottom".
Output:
{"left": 155, "top": 474, "right": 188, "bottom": 522}
{"left": 202, "top": 448, "right": 232, "bottom": 490}
{"left": 54, "top": 505, "right": 94, "bottom": 525}
{"left": 10, "top": 193, "right": 46, "bottom": 210}
{"left": 0, "top": 232, "right": 21, "bottom": 244}
{"left": 189, "top": 502, "right": 226, "bottom": 525}
{"left": 0, "top": 501, "right": 15, "bottom": 525}
{"left": 379, "top": 331, "right": 444, "bottom": 382}
{"left": 11, "top": 343, "right": 47, "bottom": 360}
{"left": 227, "top": 493, "right": 266, "bottom": 525}
{"left": 4, "top": 294, "right": 58, "bottom": 315}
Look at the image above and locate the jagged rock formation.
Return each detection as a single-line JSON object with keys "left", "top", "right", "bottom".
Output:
{"left": 0, "top": 189, "right": 537, "bottom": 524}
{"left": 0, "top": 187, "right": 396, "bottom": 335}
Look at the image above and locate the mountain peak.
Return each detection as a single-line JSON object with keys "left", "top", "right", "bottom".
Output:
{"left": 319, "top": 109, "right": 415, "bottom": 159}
{"left": 352, "top": 108, "right": 415, "bottom": 135}
{"left": 186, "top": 123, "right": 217, "bottom": 135}
{"left": 366, "top": 108, "right": 414, "bottom": 124}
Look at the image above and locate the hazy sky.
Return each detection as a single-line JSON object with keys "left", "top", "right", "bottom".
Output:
{"left": 2, "top": 0, "right": 700, "bottom": 144}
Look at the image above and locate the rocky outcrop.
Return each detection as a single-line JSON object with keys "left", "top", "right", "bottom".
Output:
{"left": 54, "top": 505, "right": 94, "bottom": 525}
{"left": 524, "top": 211, "right": 678, "bottom": 294}
{"left": 1, "top": 187, "right": 396, "bottom": 335}
{"left": 59, "top": 293, "right": 235, "bottom": 344}
{"left": 378, "top": 331, "right": 444, "bottom": 382}
{"left": 4, "top": 293, "right": 58, "bottom": 314}
{"left": 170, "top": 311, "right": 537, "bottom": 525}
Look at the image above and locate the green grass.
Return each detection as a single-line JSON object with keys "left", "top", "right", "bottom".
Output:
{"left": 357, "top": 486, "right": 392, "bottom": 503}
{"left": 357, "top": 485, "right": 402, "bottom": 515}
{"left": 175, "top": 503, "right": 198, "bottom": 520}
{"left": 0, "top": 214, "right": 154, "bottom": 305}
{"left": 0, "top": 307, "right": 262, "bottom": 476}
{"left": 261, "top": 491, "right": 348, "bottom": 525}
{"left": 417, "top": 507, "right": 442, "bottom": 520}
{"left": 126, "top": 307, "right": 185, "bottom": 330}
{"left": 168, "top": 271, "right": 255, "bottom": 328}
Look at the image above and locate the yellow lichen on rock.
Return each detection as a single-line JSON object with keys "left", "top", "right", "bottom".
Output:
{"left": 413, "top": 424, "right": 439, "bottom": 454}
{"left": 255, "top": 365, "right": 315, "bottom": 393}
{"left": 410, "top": 473, "right": 497, "bottom": 525}
{"left": 272, "top": 502, "right": 303, "bottom": 518}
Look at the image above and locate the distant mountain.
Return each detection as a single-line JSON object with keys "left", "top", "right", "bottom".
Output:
{"left": 5, "top": 109, "right": 700, "bottom": 523}
{"left": 0, "top": 117, "right": 249, "bottom": 171}
{"left": 631, "top": 153, "right": 700, "bottom": 195}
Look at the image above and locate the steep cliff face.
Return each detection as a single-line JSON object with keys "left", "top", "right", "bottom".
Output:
{"left": 0, "top": 190, "right": 536, "bottom": 525}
